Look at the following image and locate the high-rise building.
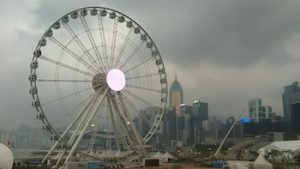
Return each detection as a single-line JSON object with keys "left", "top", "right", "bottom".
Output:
{"left": 178, "top": 104, "right": 192, "bottom": 145}
{"left": 163, "top": 108, "right": 177, "bottom": 144}
{"left": 192, "top": 100, "right": 208, "bottom": 122}
{"left": 169, "top": 75, "right": 183, "bottom": 115}
{"left": 202, "top": 116, "right": 223, "bottom": 144}
{"left": 292, "top": 102, "right": 300, "bottom": 132}
{"left": 282, "top": 81, "right": 300, "bottom": 121}
{"left": 248, "top": 98, "right": 276, "bottom": 123}
{"left": 191, "top": 100, "right": 208, "bottom": 144}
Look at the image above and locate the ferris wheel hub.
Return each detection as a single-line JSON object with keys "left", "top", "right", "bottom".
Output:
{"left": 106, "top": 69, "right": 126, "bottom": 91}
{"left": 92, "top": 73, "right": 106, "bottom": 91}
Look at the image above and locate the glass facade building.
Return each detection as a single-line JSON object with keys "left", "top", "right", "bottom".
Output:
{"left": 282, "top": 81, "right": 300, "bottom": 121}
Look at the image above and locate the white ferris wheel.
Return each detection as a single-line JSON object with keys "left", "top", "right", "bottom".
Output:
{"left": 29, "top": 7, "right": 167, "bottom": 168}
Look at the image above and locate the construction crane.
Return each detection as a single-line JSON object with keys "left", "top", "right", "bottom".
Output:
{"left": 214, "top": 108, "right": 246, "bottom": 158}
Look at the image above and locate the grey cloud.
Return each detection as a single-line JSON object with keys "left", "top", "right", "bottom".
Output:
{"left": 27, "top": 0, "right": 300, "bottom": 112}
{"left": 1, "top": 0, "right": 300, "bottom": 129}
{"left": 156, "top": 0, "right": 300, "bottom": 68}
{"left": 0, "top": 27, "right": 41, "bottom": 129}
{"left": 28, "top": 0, "right": 300, "bottom": 68}
{"left": 32, "top": 0, "right": 112, "bottom": 27}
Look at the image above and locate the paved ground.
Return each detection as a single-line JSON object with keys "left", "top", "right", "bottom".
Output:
{"left": 179, "top": 164, "right": 212, "bottom": 169}
{"left": 126, "top": 164, "right": 212, "bottom": 169}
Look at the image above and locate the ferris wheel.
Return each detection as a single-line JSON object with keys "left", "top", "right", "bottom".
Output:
{"left": 29, "top": 7, "right": 167, "bottom": 167}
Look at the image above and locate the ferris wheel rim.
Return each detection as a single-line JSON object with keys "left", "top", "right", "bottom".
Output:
{"left": 29, "top": 6, "right": 168, "bottom": 152}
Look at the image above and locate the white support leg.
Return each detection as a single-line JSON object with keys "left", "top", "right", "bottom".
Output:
{"left": 42, "top": 94, "right": 96, "bottom": 164}
{"left": 109, "top": 93, "right": 135, "bottom": 149}
{"left": 53, "top": 93, "right": 99, "bottom": 167}
{"left": 63, "top": 89, "right": 108, "bottom": 165}
{"left": 107, "top": 96, "right": 121, "bottom": 151}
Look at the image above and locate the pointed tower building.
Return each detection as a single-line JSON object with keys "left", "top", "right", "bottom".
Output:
{"left": 169, "top": 75, "right": 183, "bottom": 115}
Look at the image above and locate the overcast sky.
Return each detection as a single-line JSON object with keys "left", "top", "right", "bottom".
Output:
{"left": 1, "top": 0, "right": 300, "bottom": 129}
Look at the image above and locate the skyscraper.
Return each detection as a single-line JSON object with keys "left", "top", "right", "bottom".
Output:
{"left": 292, "top": 102, "right": 300, "bottom": 132}
{"left": 169, "top": 75, "right": 183, "bottom": 115}
{"left": 191, "top": 99, "right": 208, "bottom": 144}
{"left": 178, "top": 104, "right": 192, "bottom": 145}
{"left": 282, "top": 81, "right": 300, "bottom": 121}
{"left": 192, "top": 100, "right": 208, "bottom": 122}
{"left": 163, "top": 108, "right": 177, "bottom": 144}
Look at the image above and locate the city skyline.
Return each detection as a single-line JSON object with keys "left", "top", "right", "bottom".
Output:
{"left": 1, "top": 0, "right": 300, "bottom": 129}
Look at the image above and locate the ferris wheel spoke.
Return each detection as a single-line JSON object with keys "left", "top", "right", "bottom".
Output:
{"left": 123, "top": 90, "right": 154, "bottom": 108}
{"left": 62, "top": 23, "right": 102, "bottom": 72}
{"left": 70, "top": 92, "right": 95, "bottom": 114}
{"left": 126, "top": 73, "right": 160, "bottom": 80}
{"left": 126, "top": 84, "right": 161, "bottom": 93}
{"left": 121, "top": 95, "right": 152, "bottom": 130}
{"left": 110, "top": 18, "right": 119, "bottom": 70}
{"left": 48, "top": 37, "right": 98, "bottom": 73}
{"left": 37, "top": 79, "right": 92, "bottom": 83}
{"left": 122, "top": 94, "right": 151, "bottom": 120}
{"left": 40, "top": 56, "right": 94, "bottom": 77}
{"left": 121, "top": 97, "right": 144, "bottom": 132}
{"left": 49, "top": 82, "right": 104, "bottom": 118}
{"left": 42, "top": 86, "right": 93, "bottom": 106}
{"left": 116, "top": 93, "right": 143, "bottom": 147}
{"left": 80, "top": 16, "right": 106, "bottom": 72}
{"left": 124, "top": 56, "right": 153, "bottom": 73}
{"left": 114, "top": 28, "right": 133, "bottom": 68}
{"left": 119, "top": 41, "right": 145, "bottom": 69}
{"left": 97, "top": 15, "right": 109, "bottom": 72}
{"left": 109, "top": 93, "right": 135, "bottom": 149}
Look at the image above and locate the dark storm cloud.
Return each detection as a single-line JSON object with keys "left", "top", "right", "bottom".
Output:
{"left": 32, "top": 0, "right": 112, "bottom": 27}
{"left": 151, "top": 0, "right": 300, "bottom": 68}
{"left": 1, "top": 0, "right": 300, "bottom": 129}
{"left": 25, "top": 0, "right": 300, "bottom": 68}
